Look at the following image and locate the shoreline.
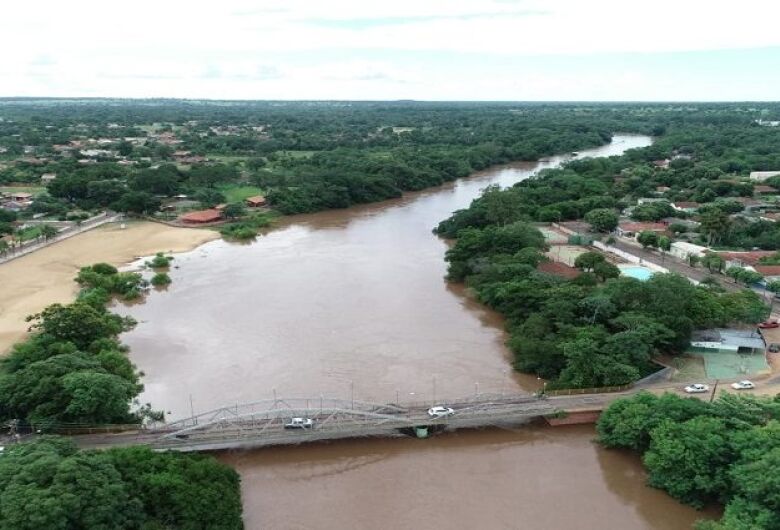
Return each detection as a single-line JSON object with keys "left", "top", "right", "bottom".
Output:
{"left": 0, "top": 220, "right": 218, "bottom": 355}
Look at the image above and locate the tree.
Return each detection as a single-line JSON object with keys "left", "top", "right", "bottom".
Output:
{"left": 26, "top": 302, "right": 135, "bottom": 350}
{"left": 643, "top": 416, "right": 733, "bottom": 507}
{"left": 702, "top": 254, "right": 725, "bottom": 274}
{"left": 112, "top": 191, "right": 161, "bottom": 215}
{"left": 585, "top": 208, "right": 619, "bottom": 233}
{"left": 194, "top": 188, "right": 226, "bottom": 209}
{"left": 40, "top": 224, "right": 57, "bottom": 241}
{"left": 593, "top": 261, "right": 620, "bottom": 281}
{"left": 699, "top": 206, "right": 731, "bottom": 245}
{"left": 222, "top": 202, "right": 246, "bottom": 220}
{"left": 637, "top": 231, "right": 659, "bottom": 249}
{"left": 574, "top": 251, "right": 606, "bottom": 272}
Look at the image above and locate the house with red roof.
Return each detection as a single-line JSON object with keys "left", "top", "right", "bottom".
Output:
{"left": 180, "top": 209, "right": 222, "bottom": 224}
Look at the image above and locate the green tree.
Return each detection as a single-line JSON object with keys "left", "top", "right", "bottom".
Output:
{"left": 40, "top": 224, "right": 57, "bottom": 241}
{"left": 702, "top": 254, "right": 725, "bottom": 273}
{"left": 637, "top": 231, "right": 659, "bottom": 249}
{"left": 222, "top": 202, "right": 246, "bottom": 219}
{"left": 574, "top": 251, "right": 606, "bottom": 272}
{"left": 585, "top": 208, "right": 619, "bottom": 233}
{"left": 644, "top": 416, "right": 733, "bottom": 507}
{"left": 699, "top": 206, "right": 731, "bottom": 245}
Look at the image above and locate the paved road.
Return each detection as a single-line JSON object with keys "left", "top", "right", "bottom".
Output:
{"left": 610, "top": 238, "right": 741, "bottom": 291}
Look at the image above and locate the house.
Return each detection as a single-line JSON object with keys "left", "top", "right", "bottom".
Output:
{"left": 672, "top": 201, "right": 699, "bottom": 213}
{"left": 636, "top": 197, "right": 668, "bottom": 205}
{"left": 180, "top": 209, "right": 222, "bottom": 224}
{"left": 753, "top": 184, "right": 777, "bottom": 195}
{"left": 10, "top": 192, "right": 33, "bottom": 202}
{"left": 690, "top": 329, "right": 765, "bottom": 355}
{"left": 754, "top": 265, "right": 780, "bottom": 282}
{"left": 749, "top": 171, "right": 780, "bottom": 182}
{"left": 733, "top": 197, "right": 769, "bottom": 211}
{"left": 245, "top": 195, "right": 267, "bottom": 208}
{"left": 652, "top": 159, "right": 671, "bottom": 169}
{"left": 661, "top": 217, "right": 700, "bottom": 230}
{"left": 537, "top": 261, "right": 581, "bottom": 280}
{"left": 616, "top": 222, "right": 667, "bottom": 238}
{"left": 655, "top": 186, "right": 671, "bottom": 193}
{"left": 717, "top": 251, "right": 776, "bottom": 268}
{"left": 1, "top": 201, "right": 27, "bottom": 212}
{"left": 669, "top": 242, "right": 708, "bottom": 261}
{"left": 760, "top": 213, "right": 780, "bottom": 223}
{"left": 40, "top": 173, "right": 56, "bottom": 183}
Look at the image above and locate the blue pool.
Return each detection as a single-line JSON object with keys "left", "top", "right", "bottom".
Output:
{"left": 619, "top": 265, "right": 654, "bottom": 281}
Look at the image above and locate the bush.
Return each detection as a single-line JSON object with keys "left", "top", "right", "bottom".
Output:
{"left": 150, "top": 272, "right": 172, "bottom": 286}
{"left": 146, "top": 252, "right": 173, "bottom": 269}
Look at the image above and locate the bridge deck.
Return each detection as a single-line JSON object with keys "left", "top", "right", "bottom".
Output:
{"left": 69, "top": 393, "right": 621, "bottom": 452}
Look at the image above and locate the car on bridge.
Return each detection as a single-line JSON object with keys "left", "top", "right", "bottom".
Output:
{"left": 684, "top": 383, "right": 709, "bottom": 394}
{"left": 428, "top": 406, "right": 455, "bottom": 418}
{"left": 730, "top": 380, "right": 755, "bottom": 390}
{"left": 284, "top": 417, "right": 315, "bottom": 429}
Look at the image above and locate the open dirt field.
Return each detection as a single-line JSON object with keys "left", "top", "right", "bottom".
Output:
{"left": 0, "top": 221, "right": 217, "bottom": 354}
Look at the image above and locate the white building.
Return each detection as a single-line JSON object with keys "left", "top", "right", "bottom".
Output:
{"left": 749, "top": 171, "right": 780, "bottom": 182}
{"left": 669, "top": 241, "right": 708, "bottom": 261}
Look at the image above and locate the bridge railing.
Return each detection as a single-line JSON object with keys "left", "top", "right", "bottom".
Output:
{"left": 545, "top": 384, "right": 633, "bottom": 396}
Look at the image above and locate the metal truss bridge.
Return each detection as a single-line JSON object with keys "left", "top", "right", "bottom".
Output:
{"left": 71, "top": 392, "right": 620, "bottom": 453}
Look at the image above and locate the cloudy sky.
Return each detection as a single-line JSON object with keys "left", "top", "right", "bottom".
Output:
{"left": 4, "top": 0, "right": 780, "bottom": 101}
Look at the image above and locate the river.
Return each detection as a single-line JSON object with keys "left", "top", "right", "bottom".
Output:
{"left": 118, "top": 134, "right": 716, "bottom": 528}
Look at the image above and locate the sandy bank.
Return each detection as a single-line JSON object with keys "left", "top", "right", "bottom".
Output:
{"left": 0, "top": 221, "right": 218, "bottom": 354}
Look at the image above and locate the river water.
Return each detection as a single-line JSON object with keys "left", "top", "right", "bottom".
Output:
{"left": 118, "top": 134, "right": 715, "bottom": 528}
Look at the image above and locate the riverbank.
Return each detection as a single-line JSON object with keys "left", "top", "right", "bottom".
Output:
{"left": 0, "top": 221, "right": 218, "bottom": 354}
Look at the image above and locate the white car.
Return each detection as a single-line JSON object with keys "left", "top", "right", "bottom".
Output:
{"left": 284, "top": 417, "right": 315, "bottom": 429}
{"left": 427, "top": 406, "right": 455, "bottom": 418}
{"left": 731, "top": 380, "right": 755, "bottom": 390}
{"left": 684, "top": 383, "right": 709, "bottom": 394}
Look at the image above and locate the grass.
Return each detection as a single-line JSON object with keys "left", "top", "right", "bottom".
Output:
{"left": 0, "top": 185, "right": 46, "bottom": 196}
{"left": 218, "top": 185, "right": 265, "bottom": 203}
{"left": 16, "top": 225, "right": 43, "bottom": 241}
{"left": 277, "top": 150, "right": 317, "bottom": 159}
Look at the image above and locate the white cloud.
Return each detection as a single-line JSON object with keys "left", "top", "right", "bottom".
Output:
{"left": 2, "top": 0, "right": 780, "bottom": 99}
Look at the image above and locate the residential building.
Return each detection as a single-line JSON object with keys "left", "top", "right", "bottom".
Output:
{"left": 672, "top": 201, "right": 699, "bottom": 213}
{"left": 749, "top": 171, "right": 780, "bottom": 182}
{"left": 669, "top": 241, "right": 708, "bottom": 261}
{"left": 180, "top": 209, "right": 222, "bottom": 224}
{"left": 246, "top": 195, "right": 267, "bottom": 208}
{"left": 616, "top": 222, "right": 667, "bottom": 238}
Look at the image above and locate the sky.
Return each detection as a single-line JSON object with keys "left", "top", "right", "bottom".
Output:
{"left": 3, "top": 0, "right": 780, "bottom": 101}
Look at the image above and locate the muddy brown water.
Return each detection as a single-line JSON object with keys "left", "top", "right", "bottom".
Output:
{"left": 118, "top": 135, "right": 715, "bottom": 528}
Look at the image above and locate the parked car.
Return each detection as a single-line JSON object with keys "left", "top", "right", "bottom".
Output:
{"left": 758, "top": 320, "right": 779, "bottom": 329}
{"left": 427, "top": 406, "right": 455, "bottom": 418}
{"left": 684, "top": 383, "right": 709, "bottom": 394}
{"left": 731, "top": 380, "right": 755, "bottom": 390}
{"left": 284, "top": 417, "right": 315, "bottom": 429}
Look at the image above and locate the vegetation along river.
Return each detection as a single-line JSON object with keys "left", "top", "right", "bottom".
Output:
{"left": 117, "top": 134, "right": 716, "bottom": 528}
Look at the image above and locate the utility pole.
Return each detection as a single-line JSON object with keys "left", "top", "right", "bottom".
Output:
{"left": 432, "top": 375, "right": 437, "bottom": 405}
{"left": 350, "top": 381, "right": 354, "bottom": 410}
{"left": 709, "top": 379, "right": 719, "bottom": 403}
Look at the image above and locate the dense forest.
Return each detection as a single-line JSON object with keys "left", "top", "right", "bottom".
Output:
{"left": 598, "top": 393, "right": 780, "bottom": 529}
{"left": 441, "top": 224, "right": 766, "bottom": 387}
{"left": 0, "top": 263, "right": 161, "bottom": 427}
{"left": 0, "top": 436, "right": 243, "bottom": 529}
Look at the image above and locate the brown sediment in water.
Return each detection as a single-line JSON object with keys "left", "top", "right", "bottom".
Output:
{"left": 220, "top": 425, "right": 720, "bottom": 530}
{"left": 0, "top": 221, "right": 218, "bottom": 354}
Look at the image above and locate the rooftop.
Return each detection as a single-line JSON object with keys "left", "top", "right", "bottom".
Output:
{"left": 691, "top": 328, "right": 765, "bottom": 351}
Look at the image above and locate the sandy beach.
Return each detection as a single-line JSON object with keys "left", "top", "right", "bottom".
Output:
{"left": 0, "top": 221, "right": 218, "bottom": 354}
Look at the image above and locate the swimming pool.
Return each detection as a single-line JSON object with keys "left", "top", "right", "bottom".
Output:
{"left": 619, "top": 265, "right": 655, "bottom": 281}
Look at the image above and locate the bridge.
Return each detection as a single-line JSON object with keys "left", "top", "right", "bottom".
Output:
{"left": 69, "top": 391, "right": 624, "bottom": 453}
